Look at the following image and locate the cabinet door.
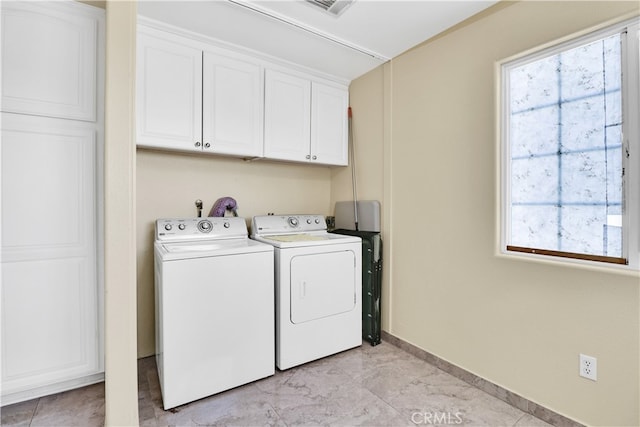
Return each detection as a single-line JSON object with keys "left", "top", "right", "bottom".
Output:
{"left": 311, "top": 83, "right": 349, "bottom": 166}
{"left": 1, "top": 113, "right": 100, "bottom": 397}
{"left": 202, "top": 53, "right": 263, "bottom": 157}
{"left": 1, "top": 2, "right": 98, "bottom": 121}
{"left": 137, "top": 33, "right": 202, "bottom": 151}
{"left": 264, "top": 70, "right": 311, "bottom": 162}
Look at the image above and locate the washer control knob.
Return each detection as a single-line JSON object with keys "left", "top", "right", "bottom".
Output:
{"left": 198, "top": 220, "right": 213, "bottom": 232}
{"left": 288, "top": 217, "right": 299, "bottom": 227}
{"left": 315, "top": 218, "right": 321, "bottom": 224}
{"left": 307, "top": 219, "right": 312, "bottom": 224}
{"left": 223, "top": 222, "right": 230, "bottom": 228}
{"left": 178, "top": 224, "right": 186, "bottom": 230}
{"left": 164, "top": 224, "right": 172, "bottom": 231}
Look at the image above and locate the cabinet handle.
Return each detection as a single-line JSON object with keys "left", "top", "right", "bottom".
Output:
{"left": 312, "top": 155, "right": 317, "bottom": 160}
{"left": 306, "top": 155, "right": 311, "bottom": 160}
{"left": 204, "top": 143, "right": 210, "bottom": 149}
{"left": 195, "top": 141, "right": 201, "bottom": 148}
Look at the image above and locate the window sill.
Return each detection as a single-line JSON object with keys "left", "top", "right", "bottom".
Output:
{"left": 496, "top": 248, "right": 640, "bottom": 278}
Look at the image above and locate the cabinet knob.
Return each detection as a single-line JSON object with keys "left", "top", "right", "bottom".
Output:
{"left": 306, "top": 155, "right": 311, "bottom": 160}
{"left": 204, "top": 143, "right": 210, "bottom": 149}
{"left": 312, "top": 155, "right": 317, "bottom": 160}
{"left": 195, "top": 141, "right": 201, "bottom": 147}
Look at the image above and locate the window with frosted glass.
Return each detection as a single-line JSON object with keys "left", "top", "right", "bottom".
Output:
{"left": 506, "top": 33, "right": 625, "bottom": 262}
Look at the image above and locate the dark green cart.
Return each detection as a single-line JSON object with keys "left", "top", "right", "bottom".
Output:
{"left": 330, "top": 229, "right": 382, "bottom": 346}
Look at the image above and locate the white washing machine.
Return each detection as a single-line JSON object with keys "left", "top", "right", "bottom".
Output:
{"left": 251, "top": 214, "right": 361, "bottom": 370}
{"left": 154, "top": 217, "right": 274, "bottom": 409}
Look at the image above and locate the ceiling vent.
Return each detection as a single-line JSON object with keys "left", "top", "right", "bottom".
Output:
{"left": 305, "top": 0, "right": 355, "bottom": 17}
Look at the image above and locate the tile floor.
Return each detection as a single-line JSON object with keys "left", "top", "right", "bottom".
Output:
{"left": 2, "top": 342, "right": 552, "bottom": 426}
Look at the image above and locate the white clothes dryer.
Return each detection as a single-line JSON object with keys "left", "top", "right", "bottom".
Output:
{"left": 251, "top": 214, "right": 362, "bottom": 370}
{"left": 154, "top": 217, "right": 274, "bottom": 409}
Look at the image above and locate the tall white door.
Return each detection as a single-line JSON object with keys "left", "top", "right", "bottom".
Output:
{"left": 0, "top": 1, "right": 104, "bottom": 405}
{"left": 1, "top": 114, "right": 101, "bottom": 401}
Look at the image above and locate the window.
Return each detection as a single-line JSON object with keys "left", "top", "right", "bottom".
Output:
{"left": 500, "top": 18, "right": 640, "bottom": 269}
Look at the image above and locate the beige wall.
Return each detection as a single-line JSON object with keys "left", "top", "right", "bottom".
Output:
{"left": 331, "top": 66, "right": 385, "bottom": 205}
{"left": 348, "top": 1, "right": 639, "bottom": 426}
{"left": 136, "top": 150, "right": 334, "bottom": 357}
{"left": 104, "top": 0, "right": 138, "bottom": 424}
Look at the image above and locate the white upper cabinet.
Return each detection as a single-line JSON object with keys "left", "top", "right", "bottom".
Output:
{"left": 202, "top": 52, "right": 263, "bottom": 157}
{"left": 264, "top": 70, "right": 311, "bottom": 162}
{"left": 137, "top": 28, "right": 264, "bottom": 157}
{"left": 1, "top": 2, "right": 99, "bottom": 121}
{"left": 265, "top": 69, "right": 348, "bottom": 166}
{"left": 311, "top": 83, "right": 349, "bottom": 166}
{"left": 137, "top": 32, "right": 203, "bottom": 152}
{"left": 136, "top": 22, "right": 349, "bottom": 166}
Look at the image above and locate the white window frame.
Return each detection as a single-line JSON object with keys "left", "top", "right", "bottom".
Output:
{"left": 497, "top": 16, "right": 640, "bottom": 272}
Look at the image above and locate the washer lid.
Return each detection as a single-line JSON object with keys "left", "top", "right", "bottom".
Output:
{"left": 157, "top": 238, "right": 273, "bottom": 261}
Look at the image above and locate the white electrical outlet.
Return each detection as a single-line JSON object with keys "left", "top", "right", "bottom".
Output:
{"left": 580, "top": 354, "right": 597, "bottom": 381}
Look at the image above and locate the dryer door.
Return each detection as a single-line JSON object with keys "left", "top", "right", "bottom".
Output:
{"left": 290, "top": 250, "right": 356, "bottom": 324}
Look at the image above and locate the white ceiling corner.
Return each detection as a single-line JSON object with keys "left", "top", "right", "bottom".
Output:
{"left": 137, "top": 0, "right": 499, "bottom": 81}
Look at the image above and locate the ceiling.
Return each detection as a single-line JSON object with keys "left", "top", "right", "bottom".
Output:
{"left": 138, "top": 0, "right": 499, "bottom": 82}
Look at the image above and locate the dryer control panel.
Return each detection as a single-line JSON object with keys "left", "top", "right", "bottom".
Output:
{"left": 156, "top": 217, "right": 248, "bottom": 242}
{"left": 252, "top": 215, "right": 326, "bottom": 236}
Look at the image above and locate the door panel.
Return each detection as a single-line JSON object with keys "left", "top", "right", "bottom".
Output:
{"left": 137, "top": 33, "right": 202, "bottom": 151}
{"left": 1, "top": 114, "right": 99, "bottom": 395}
{"left": 202, "top": 52, "right": 263, "bottom": 157}
{"left": 1, "top": 2, "right": 98, "bottom": 121}
{"left": 311, "top": 83, "right": 348, "bottom": 166}
{"left": 1, "top": 117, "right": 94, "bottom": 252}
{"left": 2, "top": 258, "right": 96, "bottom": 388}
{"left": 264, "top": 70, "right": 311, "bottom": 162}
{"left": 290, "top": 250, "right": 356, "bottom": 324}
